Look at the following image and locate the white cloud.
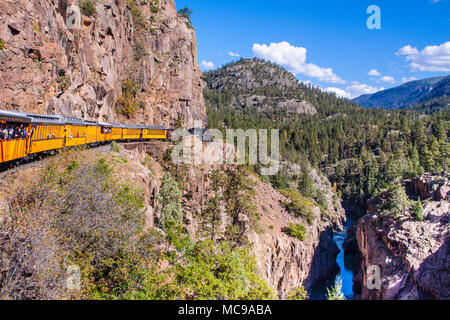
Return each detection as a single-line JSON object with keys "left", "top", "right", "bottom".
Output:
{"left": 228, "top": 51, "right": 240, "bottom": 57}
{"left": 401, "top": 76, "right": 417, "bottom": 83}
{"left": 325, "top": 87, "right": 352, "bottom": 99}
{"left": 368, "top": 69, "right": 382, "bottom": 76}
{"left": 380, "top": 75, "right": 395, "bottom": 84}
{"left": 346, "top": 83, "right": 384, "bottom": 98}
{"left": 200, "top": 60, "right": 215, "bottom": 70}
{"left": 252, "top": 41, "right": 345, "bottom": 84}
{"left": 326, "top": 83, "right": 384, "bottom": 99}
{"left": 396, "top": 41, "right": 450, "bottom": 72}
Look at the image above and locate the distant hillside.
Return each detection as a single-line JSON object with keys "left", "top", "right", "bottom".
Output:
{"left": 203, "top": 58, "right": 361, "bottom": 117}
{"left": 411, "top": 95, "right": 450, "bottom": 114}
{"left": 353, "top": 75, "right": 450, "bottom": 109}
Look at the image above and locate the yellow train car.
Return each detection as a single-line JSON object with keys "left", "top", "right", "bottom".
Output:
{"left": 99, "top": 123, "right": 113, "bottom": 142}
{"left": 64, "top": 117, "right": 87, "bottom": 147}
{"left": 122, "top": 124, "right": 142, "bottom": 140}
{"left": 142, "top": 126, "right": 167, "bottom": 140}
{"left": 111, "top": 126, "right": 123, "bottom": 140}
{"left": 27, "top": 113, "right": 65, "bottom": 155}
{"left": 0, "top": 110, "right": 32, "bottom": 163}
{"left": 84, "top": 120, "right": 101, "bottom": 144}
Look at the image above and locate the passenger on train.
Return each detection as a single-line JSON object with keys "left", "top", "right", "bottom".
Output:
{"left": 0, "top": 124, "right": 30, "bottom": 140}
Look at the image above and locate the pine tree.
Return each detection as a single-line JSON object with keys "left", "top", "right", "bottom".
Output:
{"left": 298, "top": 160, "right": 315, "bottom": 198}
{"left": 412, "top": 200, "right": 424, "bottom": 222}
{"left": 326, "top": 277, "right": 345, "bottom": 300}
{"left": 157, "top": 173, "right": 183, "bottom": 230}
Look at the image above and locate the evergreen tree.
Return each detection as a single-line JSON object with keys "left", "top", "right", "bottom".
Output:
{"left": 298, "top": 160, "right": 315, "bottom": 198}
{"left": 412, "top": 200, "right": 425, "bottom": 222}
{"left": 157, "top": 173, "right": 183, "bottom": 230}
{"left": 326, "top": 277, "right": 345, "bottom": 300}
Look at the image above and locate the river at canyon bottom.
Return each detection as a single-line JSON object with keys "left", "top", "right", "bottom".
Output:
{"left": 310, "top": 218, "right": 355, "bottom": 300}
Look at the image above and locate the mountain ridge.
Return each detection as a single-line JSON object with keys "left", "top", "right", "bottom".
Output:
{"left": 352, "top": 75, "right": 450, "bottom": 109}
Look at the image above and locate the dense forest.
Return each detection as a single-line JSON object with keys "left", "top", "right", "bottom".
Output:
{"left": 204, "top": 59, "right": 450, "bottom": 212}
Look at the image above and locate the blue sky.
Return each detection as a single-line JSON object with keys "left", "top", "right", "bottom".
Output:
{"left": 176, "top": 0, "right": 449, "bottom": 98}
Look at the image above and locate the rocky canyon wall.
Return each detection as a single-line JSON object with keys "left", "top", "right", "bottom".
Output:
{"left": 356, "top": 174, "right": 450, "bottom": 300}
{"left": 0, "top": 0, "right": 206, "bottom": 127}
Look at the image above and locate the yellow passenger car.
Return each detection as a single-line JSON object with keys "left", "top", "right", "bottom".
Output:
{"left": 0, "top": 110, "right": 31, "bottom": 163}
{"left": 27, "top": 113, "right": 65, "bottom": 155}
{"left": 142, "top": 126, "right": 167, "bottom": 140}
{"left": 84, "top": 120, "right": 101, "bottom": 144}
{"left": 122, "top": 124, "right": 142, "bottom": 140}
{"left": 111, "top": 126, "right": 123, "bottom": 140}
{"left": 64, "top": 117, "right": 87, "bottom": 147}
{"left": 99, "top": 123, "right": 113, "bottom": 142}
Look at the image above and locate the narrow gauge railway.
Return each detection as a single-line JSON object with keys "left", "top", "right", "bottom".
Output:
{"left": 0, "top": 109, "right": 172, "bottom": 168}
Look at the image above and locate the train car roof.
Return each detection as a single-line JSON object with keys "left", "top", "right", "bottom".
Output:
{"left": 98, "top": 122, "right": 113, "bottom": 127}
{"left": 144, "top": 126, "right": 167, "bottom": 130}
{"left": 0, "top": 110, "right": 31, "bottom": 123}
{"left": 25, "top": 112, "right": 65, "bottom": 125}
{"left": 63, "top": 116, "right": 86, "bottom": 125}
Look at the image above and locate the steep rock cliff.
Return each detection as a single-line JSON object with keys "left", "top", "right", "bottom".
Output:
{"left": 356, "top": 175, "right": 450, "bottom": 300}
{"left": 0, "top": 0, "right": 205, "bottom": 127}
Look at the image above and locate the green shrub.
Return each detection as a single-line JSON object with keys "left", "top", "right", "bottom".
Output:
{"left": 126, "top": 0, "right": 147, "bottom": 29}
{"left": 282, "top": 223, "right": 306, "bottom": 241}
{"left": 133, "top": 40, "right": 149, "bottom": 61}
{"left": 412, "top": 200, "right": 424, "bottom": 221}
{"left": 57, "top": 76, "right": 71, "bottom": 92}
{"left": 115, "top": 79, "right": 139, "bottom": 118}
{"left": 79, "top": 0, "right": 96, "bottom": 16}
{"left": 279, "top": 188, "right": 316, "bottom": 225}
{"left": 0, "top": 39, "right": 6, "bottom": 50}
{"left": 110, "top": 141, "right": 120, "bottom": 153}
{"left": 173, "top": 240, "right": 277, "bottom": 300}
{"left": 287, "top": 286, "right": 309, "bottom": 300}
{"left": 178, "top": 6, "right": 193, "bottom": 28}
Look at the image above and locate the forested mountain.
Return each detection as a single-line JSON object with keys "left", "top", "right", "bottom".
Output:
{"left": 204, "top": 58, "right": 362, "bottom": 117}
{"left": 353, "top": 75, "right": 450, "bottom": 109}
{"left": 205, "top": 59, "right": 450, "bottom": 211}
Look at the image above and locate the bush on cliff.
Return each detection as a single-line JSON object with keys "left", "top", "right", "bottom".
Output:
{"left": 115, "top": 80, "right": 139, "bottom": 118}
{"left": 0, "top": 39, "right": 7, "bottom": 50}
{"left": 282, "top": 223, "right": 306, "bottom": 241}
{"left": 279, "top": 188, "right": 316, "bottom": 225}
{"left": 79, "top": 0, "right": 96, "bottom": 16}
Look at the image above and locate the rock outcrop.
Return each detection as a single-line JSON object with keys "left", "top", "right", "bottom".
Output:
{"left": 356, "top": 175, "right": 450, "bottom": 300}
{"left": 203, "top": 58, "right": 318, "bottom": 115}
{"left": 411, "top": 173, "right": 450, "bottom": 201}
{"left": 0, "top": 0, "right": 206, "bottom": 127}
